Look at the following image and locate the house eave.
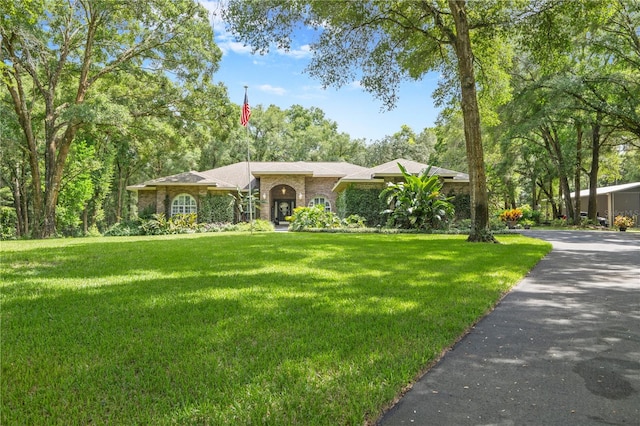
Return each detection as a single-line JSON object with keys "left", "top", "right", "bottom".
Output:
{"left": 126, "top": 182, "right": 219, "bottom": 191}
{"left": 252, "top": 171, "right": 313, "bottom": 177}
{"left": 332, "top": 178, "right": 385, "bottom": 192}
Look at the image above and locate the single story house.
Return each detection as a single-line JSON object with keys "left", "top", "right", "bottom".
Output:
{"left": 570, "top": 182, "right": 640, "bottom": 228}
{"left": 127, "top": 158, "right": 470, "bottom": 225}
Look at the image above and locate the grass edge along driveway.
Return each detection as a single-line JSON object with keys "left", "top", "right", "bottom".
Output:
{"left": 1, "top": 232, "right": 550, "bottom": 425}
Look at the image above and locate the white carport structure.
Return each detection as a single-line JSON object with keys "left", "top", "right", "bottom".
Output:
{"left": 571, "top": 182, "right": 640, "bottom": 228}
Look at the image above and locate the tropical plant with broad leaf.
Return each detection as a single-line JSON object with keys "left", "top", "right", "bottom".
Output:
{"left": 380, "top": 163, "right": 455, "bottom": 230}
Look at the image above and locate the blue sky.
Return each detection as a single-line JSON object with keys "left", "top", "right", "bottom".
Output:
{"left": 202, "top": 1, "right": 442, "bottom": 143}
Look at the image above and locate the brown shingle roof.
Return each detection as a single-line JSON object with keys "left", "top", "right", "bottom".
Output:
{"left": 332, "top": 158, "right": 469, "bottom": 191}
{"left": 129, "top": 161, "right": 370, "bottom": 191}
{"left": 127, "top": 160, "right": 468, "bottom": 193}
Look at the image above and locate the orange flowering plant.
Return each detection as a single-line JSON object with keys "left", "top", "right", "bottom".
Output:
{"left": 614, "top": 215, "right": 634, "bottom": 229}
{"left": 499, "top": 208, "right": 523, "bottom": 222}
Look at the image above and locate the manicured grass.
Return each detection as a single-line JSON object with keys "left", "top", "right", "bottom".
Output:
{"left": 1, "top": 233, "right": 550, "bottom": 425}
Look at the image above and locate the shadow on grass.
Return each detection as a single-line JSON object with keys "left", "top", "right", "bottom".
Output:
{"left": 1, "top": 233, "right": 551, "bottom": 424}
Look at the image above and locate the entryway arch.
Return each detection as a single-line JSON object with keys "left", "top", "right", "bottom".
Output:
{"left": 270, "top": 184, "right": 296, "bottom": 224}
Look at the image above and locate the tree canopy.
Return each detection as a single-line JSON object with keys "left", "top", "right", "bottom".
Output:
{"left": 1, "top": 0, "right": 221, "bottom": 237}
{"left": 1, "top": 0, "right": 638, "bottom": 239}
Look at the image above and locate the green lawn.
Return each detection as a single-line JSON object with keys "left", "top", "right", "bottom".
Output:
{"left": 1, "top": 232, "right": 550, "bottom": 425}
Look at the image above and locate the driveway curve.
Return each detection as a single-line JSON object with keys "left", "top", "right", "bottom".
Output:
{"left": 379, "top": 230, "right": 640, "bottom": 425}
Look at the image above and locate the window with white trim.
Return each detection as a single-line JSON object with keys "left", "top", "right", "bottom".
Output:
{"left": 309, "top": 196, "right": 331, "bottom": 212}
{"left": 171, "top": 193, "right": 197, "bottom": 215}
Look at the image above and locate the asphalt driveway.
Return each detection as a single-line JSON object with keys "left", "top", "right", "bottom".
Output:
{"left": 378, "top": 230, "right": 640, "bottom": 425}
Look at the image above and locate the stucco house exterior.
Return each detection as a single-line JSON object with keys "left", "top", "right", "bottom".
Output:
{"left": 127, "top": 158, "right": 470, "bottom": 225}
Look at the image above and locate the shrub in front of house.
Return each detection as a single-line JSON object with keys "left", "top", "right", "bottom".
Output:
{"left": 104, "top": 220, "right": 143, "bottom": 236}
{"left": 380, "top": 164, "right": 455, "bottom": 231}
{"left": 199, "top": 194, "right": 235, "bottom": 223}
{"left": 287, "top": 205, "right": 342, "bottom": 231}
{"left": 337, "top": 186, "right": 388, "bottom": 227}
{"left": 287, "top": 206, "right": 367, "bottom": 231}
{"left": 139, "top": 213, "right": 189, "bottom": 235}
{"left": 234, "top": 219, "right": 275, "bottom": 232}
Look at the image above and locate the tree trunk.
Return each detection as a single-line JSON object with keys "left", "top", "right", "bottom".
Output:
{"left": 531, "top": 178, "right": 538, "bottom": 212}
{"left": 116, "top": 163, "right": 126, "bottom": 222}
{"left": 574, "top": 122, "right": 582, "bottom": 225}
{"left": 20, "top": 164, "right": 29, "bottom": 236}
{"left": 541, "top": 123, "right": 574, "bottom": 222}
{"left": 11, "top": 172, "right": 23, "bottom": 238}
{"left": 587, "top": 116, "right": 601, "bottom": 224}
{"left": 449, "top": 0, "right": 495, "bottom": 243}
{"left": 2, "top": 62, "right": 44, "bottom": 237}
{"left": 83, "top": 206, "right": 89, "bottom": 235}
{"left": 537, "top": 177, "right": 558, "bottom": 220}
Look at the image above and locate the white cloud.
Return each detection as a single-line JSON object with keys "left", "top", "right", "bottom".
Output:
{"left": 199, "top": 1, "right": 251, "bottom": 55}
{"left": 257, "top": 84, "right": 287, "bottom": 96}
{"left": 217, "top": 40, "right": 252, "bottom": 55}
{"left": 276, "top": 44, "right": 312, "bottom": 59}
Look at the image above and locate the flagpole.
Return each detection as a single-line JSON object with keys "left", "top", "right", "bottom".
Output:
{"left": 242, "top": 86, "right": 253, "bottom": 233}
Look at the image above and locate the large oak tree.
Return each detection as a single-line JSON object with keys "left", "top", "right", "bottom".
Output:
{"left": 222, "top": 0, "right": 534, "bottom": 241}
{"left": 1, "top": 0, "right": 221, "bottom": 237}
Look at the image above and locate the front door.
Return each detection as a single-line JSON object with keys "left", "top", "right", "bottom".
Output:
{"left": 274, "top": 200, "right": 294, "bottom": 223}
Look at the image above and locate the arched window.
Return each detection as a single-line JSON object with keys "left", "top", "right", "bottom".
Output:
{"left": 171, "top": 194, "right": 197, "bottom": 215}
{"left": 309, "top": 196, "right": 331, "bottom": 212}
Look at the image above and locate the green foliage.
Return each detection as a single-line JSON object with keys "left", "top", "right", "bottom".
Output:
{"left": 3, "top": 0, "right": 222, "bottom": 237}
{"left": 364, "top": 126, "right": 435, "bottom": 166}
{"left": 57, "top": 141, "right": 99, "bottom": 235}
{"left": 449, "top": 192, "right": 471, "bottom": 221}
{"left": 380, "top": 163, "right": 455, "bottom": 231}
{"left": 337, "top": 186, "right": 388, "bottom": 227}
{"left": 138, "top": 204, "right": 157, "bottom": 220}
{"left": 287, "top": 205, "right": 367, "bottom": 231}
{"left": 0, "top": 206, "right": 17, "bottom": 240}
{"left": 139, "top": 213, "right": 200, "bottom": 235}
{"left": 450, "top": 217, "right": 512, "bottom": 234}
{"left": 234, "top": 219, "right": 275, "bottom": 232}
{"left": 199, "top": 194, "right": 235, "bottom": 223}
{"left": 519, "top": 204, "right": 542, "bottom": 224}
{"left": 104, "top": 220, "right": 143, "bottom": 237}
{"left": 139, "top": 213, "right": 171, "bottom": 235}
{"left": 343, "top": 214, "right": 367, "bottom": 228}
{"left": 232, "top": 189, "right": 262, "bottom": 221}
{"left": 287, "top": 205, "right": 342, "bottom": 231}
{"left": 105, "top": 215, "right": 274, "bottom": 236}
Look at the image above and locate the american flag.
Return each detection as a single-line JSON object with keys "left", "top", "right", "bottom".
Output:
{"left": 241, "top": 91, "right": 251, "bottom": 127}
